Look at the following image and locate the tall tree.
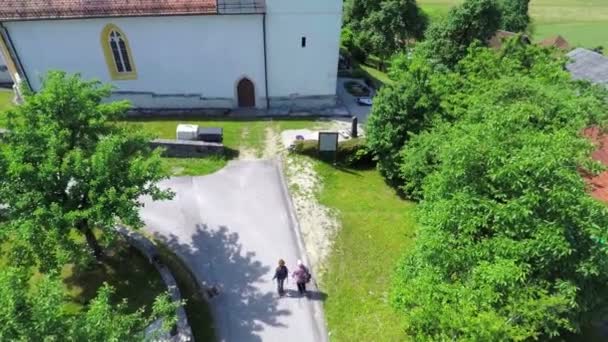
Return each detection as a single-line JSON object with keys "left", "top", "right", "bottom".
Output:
{"left": 343, "top": 0, "right": 428, "bottom": 61}
{"left": 499, "top": 0, "right": 530, "bottom": 32}
{"left": 389, "top": 42, "right": 608, "bottom": 340}
{"left": 393, "top": 116, "right": 608, "bottom": 340}
{"left": 0, "top": 71, "right": 172, "bottom": 269}
{"left": 359, "top": 0, "right": 428, "bottom": 60}
{"left": 366, "top": 51, "right": 440, "bottom": 183}
{"left": 422, "top": 0, "right": 502, "bottom": 67}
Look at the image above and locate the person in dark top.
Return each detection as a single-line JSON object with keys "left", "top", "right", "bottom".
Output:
{"left": 272, "top": 259, "right": 289, "bottom": 296}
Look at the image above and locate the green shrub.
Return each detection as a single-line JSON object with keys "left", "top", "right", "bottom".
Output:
{"left": 292, "top": 138, "right": 374, "bottom": 168}
{"left": 344, "top": 81, "right": 371, "bottom": 97}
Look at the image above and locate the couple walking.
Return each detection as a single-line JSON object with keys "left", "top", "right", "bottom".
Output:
{"left": 272, "top": 259, "right": 312, "bottom": 297}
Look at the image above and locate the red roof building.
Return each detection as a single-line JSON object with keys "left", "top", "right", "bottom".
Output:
{"left": 0, "top": 0, "right": 252, "bottom": 20}
{"left": 584, "top": 127, "right": 608, "bottom": 202}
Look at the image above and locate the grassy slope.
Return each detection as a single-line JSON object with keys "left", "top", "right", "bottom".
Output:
{"left": 0, "top": 239, "right": 166, "bottom": 316}
{"left": 418, "top": 0, "right": 608, "bottom": 50}
{"left": 314, "top": 163, "right": 417, "bottom": 342}
{"left": 127, "top": 118, "right": 323, "bottom": 176}
{"left": 156, "top": 242, "right": 216, "bottom": 341}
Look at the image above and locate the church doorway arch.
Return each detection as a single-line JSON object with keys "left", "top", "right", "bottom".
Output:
{"left": 237, "top": 78, "right": 255, "bottom": 108}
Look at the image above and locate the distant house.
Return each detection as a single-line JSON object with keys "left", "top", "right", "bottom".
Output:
{"left": 0, "top": 0, "right": 343, "bottom": 110}
{"left": 566, "top": 48, "right": 608, "bottom": 88}
{"left": 539, "top": 35, "right": 571, "bottom": 51}
{"left": 487, "top": 30, "right": 531, "bottom": 50}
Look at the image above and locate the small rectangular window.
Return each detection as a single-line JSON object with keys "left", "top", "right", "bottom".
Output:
{"left": 301, "top": 36, "right": 306, "bottom": 48}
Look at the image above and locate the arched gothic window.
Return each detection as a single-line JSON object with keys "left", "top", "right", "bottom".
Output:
{"left": 101, "top": 24, "right": 137, "bottom": 80}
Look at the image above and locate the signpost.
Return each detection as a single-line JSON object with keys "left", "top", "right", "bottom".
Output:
{"left": 318, "top": 132, "right": 339, "bottom": 163}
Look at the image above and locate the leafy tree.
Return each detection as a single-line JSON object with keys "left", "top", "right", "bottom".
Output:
{"left": 366, "top": 52, "right": 440, "bottom": 183}
{"left": 498, "top": 0, "right": 530, "bottom": 32}
{"left": 341, "top": 27, "right": 366, "bottom": 63}
{"left": 367, "top": 40, "right": 594, "bottom": 189}
{"left": 343, "top": 0, "right": 380, "bottom": 26}
{"left": 422, "top": 0, "right": 502, "bottom": 67}
{"left": 343, "top": 0, "right": 428, "bottom": 61}
{"left": 399, "top": 42, "right": 606, "bottom": 197}
{"left": 0, "top": 71, "right": 171, "bottom": 269}
{"left": 358, "top": 0, "right": 428, "bottom": 60}
{"left": 392, "top": 116, "right": 608, "bottom": 340}
{"left": 388, "top": 40, "right": 608, "bottom": 340}
{"left": 0, "top": 266, "right": 178, "bottom": 341}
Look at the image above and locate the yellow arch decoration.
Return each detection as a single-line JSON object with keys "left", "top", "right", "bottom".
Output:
{"left": 101, "top": 24, "right": 137, "bottom": 80}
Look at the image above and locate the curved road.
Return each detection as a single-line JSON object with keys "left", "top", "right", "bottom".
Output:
{"left": 140, "top": 159, "right": 327, "bottom": 342}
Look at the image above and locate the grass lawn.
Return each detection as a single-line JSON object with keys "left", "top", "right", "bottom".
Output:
{"left": 417, "top": 0, "right": 608, "bottom": 50}
{"left": 0, "top": 238, "right": 166, "bottom": 316}
{"left": 126, "top": 117, "right": 325, "bottom": 176}
{"left": 358, "top": 63, "right": 393, "bottom": 87}
{"left": 313, "top": 162, "right": 418, "bottom": 341}
{"left": 60, "top": 239, "right": 166, "bottom": 315}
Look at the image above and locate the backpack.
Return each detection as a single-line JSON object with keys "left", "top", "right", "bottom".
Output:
{"left": 305, "top": 267, "right": 312, "bottom": 283}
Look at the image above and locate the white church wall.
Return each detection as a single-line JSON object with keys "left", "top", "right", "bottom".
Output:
{"left": 0, "top": 54, "right": 12, "bottom": 84}
{"left": 265, "top": 0, "right": 342, "bottom": 108}
{"left": 5, "top": 15, "right": 267, "bottom": 109}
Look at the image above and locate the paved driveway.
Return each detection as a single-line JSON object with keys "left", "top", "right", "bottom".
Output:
{"left": 337, "top": 77, "right": 373, "bottom": 123}
{"left": 140, "top": 160, "right": 327, "bottom": 342}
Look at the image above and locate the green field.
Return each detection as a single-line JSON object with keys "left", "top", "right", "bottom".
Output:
{"left": 314, "top": 163, "right": 418, "bottom": 341}
{"left": 418, "top": 0, "right": 608, "bottom": 50}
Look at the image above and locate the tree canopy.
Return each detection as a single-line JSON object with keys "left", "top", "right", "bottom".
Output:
{"left": 343, "top": 0, "right": 428, "bottom": 60}
{"left": 499, "top": 0, "right": 531, "bottom": 32}
{"left": 421, "top": 0, "right": 502, "bottom": 67}
{"left": 393, "top": 114, "right": 608, "bottom": 340}
{"left": 366, "top": 35, "right": 608, "bottom": 339}
{"left": 0, "top": 71, "right": 172, "bottom": 270}
{"left": 0, "top": 266, "right": 177, "bottom": 341}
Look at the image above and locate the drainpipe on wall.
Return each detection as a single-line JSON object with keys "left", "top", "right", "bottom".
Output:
{"left": 263, "top": 13, "right": 270, "bottom": 109}
{"left": 0, "top": 22, "right": 32, "bottom": 93}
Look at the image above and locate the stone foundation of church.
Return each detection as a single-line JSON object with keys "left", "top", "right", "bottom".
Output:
{"left": 268, "top": 95, "right": 337, "bottom": 111}
{"left": 107, "top": 91, "right": 338, "bottom": 113}
{"left": 108, "top": 91, "right": 237, "bottom": 110}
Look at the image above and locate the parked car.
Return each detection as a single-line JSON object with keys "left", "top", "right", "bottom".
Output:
{"left": 357, "top": 97, "right": 373, "bottom": 106}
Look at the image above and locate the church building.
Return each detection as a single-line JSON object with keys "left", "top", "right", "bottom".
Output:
{"left": 0, "top": 0, "right": 342, "bottom": 110}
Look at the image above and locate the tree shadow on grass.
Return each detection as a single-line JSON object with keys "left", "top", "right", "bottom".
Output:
{"left": 153, "top": 224, "right": 291, "bottom": 342}
{"left": 62, "top": 239, "right": 166, "bottom": 314}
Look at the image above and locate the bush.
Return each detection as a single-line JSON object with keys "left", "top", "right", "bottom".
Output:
{"left": 350, "top": 68, "right": 368, "bottom": 79}
{"left": 292, "top": 138, "right": 374, "bottom": 168}
{"left": 341, "top": 27, "right": 368, "bottom": 63}
{"left": 344, "top": 81, "right": 371, "bottom": 97}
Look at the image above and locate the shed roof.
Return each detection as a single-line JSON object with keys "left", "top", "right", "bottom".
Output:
{"left": 539, "top": 35, "right": 570, "bottom": 51}
{"left": 0, "top": 0, "right": 265, "bottom": 20}
{"left": 567, "top": 48, "right": 608, "bottom": 87}
{"left": 584, "top": 127, "right": 608, "bottom": 202}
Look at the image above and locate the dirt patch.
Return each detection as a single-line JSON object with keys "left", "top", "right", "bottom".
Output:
{"left": 171, "top": 166, "right": 185, "bottom": 175}
{"left": 263, "top": 126, "right": 282, "bottom": 159}
{"left": 285, "top": 155, "right": 339, "bottom": 276}
{"left": 238, "top": 126, "right": 257, "bottom": 160}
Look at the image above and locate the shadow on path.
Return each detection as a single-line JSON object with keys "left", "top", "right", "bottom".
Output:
{"left": 154, "top": 224, "right": 291, "bottom": 342}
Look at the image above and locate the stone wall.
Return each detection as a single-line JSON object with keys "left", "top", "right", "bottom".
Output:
{"left": 151, "top": 139, "right": 224, "bottom": 158}
{"left": 115, "top": 226, "right": 193, "bottom": 342}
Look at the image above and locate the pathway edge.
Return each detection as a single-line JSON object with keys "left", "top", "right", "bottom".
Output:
{"left": 274, "top": 157, "right": 330, "bottom": 342}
